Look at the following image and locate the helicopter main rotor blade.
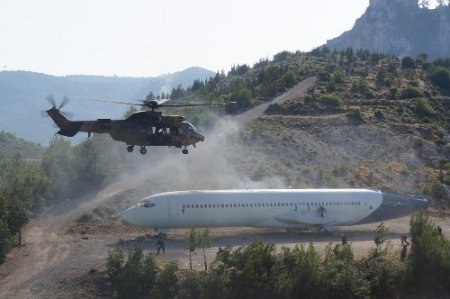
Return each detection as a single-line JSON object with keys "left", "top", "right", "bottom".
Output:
{"left": 160, "top": 102, "right": 236, "bottom": 108}
{"left": 83, "top": 97, "right": 145, "bottom": 107}
{"left": 156, "top": 98, "right": 171, "bottom": 105}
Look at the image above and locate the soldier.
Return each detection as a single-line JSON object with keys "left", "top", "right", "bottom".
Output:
{"left": 437, "top": 225, "right": 443, "bottom": 236}
{"left": 341, "top": 233, "right": 348, "bottom": 245}
{"left": 156, "top": 234, "right": 165, "bottom": 255}
{"left": 401, "top": 234, "right": 410, "bottom": 246}
{"left": 318, "top": 205, "right": 326, "bottom": 218}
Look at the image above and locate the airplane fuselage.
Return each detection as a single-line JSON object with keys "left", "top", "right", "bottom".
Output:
{"left": 121, "top": 189, "right": 427, "bottom": 230}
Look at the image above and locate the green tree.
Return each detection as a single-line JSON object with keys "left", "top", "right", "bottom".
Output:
{"left": 322, "top": 243, "right": 370, "bottom": 298}
{"left": 276, "top": 243, "right": 324, "bottom": 298}
{"left": 41, "top": 137, "right": 74, "bottom": 200}
{"left": 106, "top": 247, "right": 159, "bottom": 299}
{"left": 402, "top": 56, "right": 416, "bottom": 69}
{"left": 198, "top": 229, "right": 212, "bottom": 272}
{"left": 151, "top": 261, "right": 179, "bottom": 298}
{"left": 408, "top": 213, "right": 450, "bottom": 296}
{"left": 187, "top": 228, "right": 199, "bottom": 270}
{"left": 430, "top": 66, "right": 450, "bottom": 90}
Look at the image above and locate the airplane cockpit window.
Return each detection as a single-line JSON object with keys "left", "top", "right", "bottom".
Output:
{"left": 139, "top": 201, "right": 156, "bottom": 208}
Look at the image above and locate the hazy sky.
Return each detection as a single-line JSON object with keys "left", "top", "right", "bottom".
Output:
{"left": 0, "top": 0, "right": 375, "bottom": 77}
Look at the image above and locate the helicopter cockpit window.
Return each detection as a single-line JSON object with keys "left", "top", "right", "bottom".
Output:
{"left": 139, "top": 201, "right": 155, "bottom": 208}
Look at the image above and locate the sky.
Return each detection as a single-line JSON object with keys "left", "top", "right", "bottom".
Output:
{"left": 0, "top": 0, "right": 400, "bottom": 78}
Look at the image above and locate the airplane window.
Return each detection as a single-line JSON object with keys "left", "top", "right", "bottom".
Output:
{"left": 182, "top": 204, "right": 186, "bottom": 209}
{"left": 234, "top": 203, "right": 236, "bottom": 208}
{"left": 196, "top": 204, "right": 199, "bottom": 208}
{"left": 208, "top": 204, "right": 211, "bottom": 208}
{"left": 221, "top": 204, "right": 224, "bottom": 208}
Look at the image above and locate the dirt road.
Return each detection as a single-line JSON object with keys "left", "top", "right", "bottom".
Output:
{"left": 234, "top": 76, "right": 316, "bottom": 125}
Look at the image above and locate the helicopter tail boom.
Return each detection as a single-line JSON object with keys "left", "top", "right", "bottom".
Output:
{"left": 46, "top": 107, "right": 82, "bottom": 137}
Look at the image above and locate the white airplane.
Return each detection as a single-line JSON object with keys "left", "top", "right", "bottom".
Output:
{"left": 121, "top": 189, "right": 427, "bottom": 233}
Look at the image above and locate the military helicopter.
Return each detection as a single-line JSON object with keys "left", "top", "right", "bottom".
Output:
{"left": 45, "top": 95, "right": 215, "bottom": 155}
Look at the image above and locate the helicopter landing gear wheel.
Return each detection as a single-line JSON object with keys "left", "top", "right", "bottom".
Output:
{"left": 182, "top": 148, "right": 188, "bottom": 155}
{"left": 140, "top": 146, "right": 147, "bottom": 155}
{"left": 127, "top": 145, "right": 134, "bottom": 153}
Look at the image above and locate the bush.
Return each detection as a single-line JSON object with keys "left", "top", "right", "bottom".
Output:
{"left": 106, "top": 247, "right": 159, "bottom": 299}
{"left": 318, "top": 94, "right": 342, "bottom": 108}
{"left": 400, "top": 86, "right": 423, "bottom": 99}
{"left": 275, "top": 244, "right": 324, "bottom": 298}
{"left": 402, "top": 56, "right": 416, "bottom": 69}
{"left": 351, "top": 78, "right": 372, "bottom": 98}
{"left": 408, "top": 213, "right": 450, "bottom": 296}
{"left": 430, "top": 66, "right": 450, "bottom": 90}
{"left": 431, "top": 178, "right": 444, "bottom": 199}
{"left": 415, "top": 98, "right": 435, "bottom": 118}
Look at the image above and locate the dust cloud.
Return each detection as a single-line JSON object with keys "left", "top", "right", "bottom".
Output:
{"left": 99, "top": 117, "right": 286, "bottom": 209}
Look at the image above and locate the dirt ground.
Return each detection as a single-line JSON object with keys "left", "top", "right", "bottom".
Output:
{"left": 0, "top": 193, "right": 448, "bottom": 299}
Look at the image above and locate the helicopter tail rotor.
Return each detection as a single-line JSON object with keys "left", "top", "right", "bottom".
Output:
{"left": 44, "top": 95, "right": 80, "bottom": 136}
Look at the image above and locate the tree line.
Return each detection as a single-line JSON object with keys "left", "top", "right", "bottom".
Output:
{"left": 0, "top": 134, "right": 122, "bottom": 263}
{"left": 106, "top": 213, "right": 450, "bottom": 299}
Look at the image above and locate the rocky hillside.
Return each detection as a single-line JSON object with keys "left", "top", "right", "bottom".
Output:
{"left": 167, "top": 48, "right": 450, "bottom": 204}
{"left": 326, "top": 0, "right": 450, "bottom": 59}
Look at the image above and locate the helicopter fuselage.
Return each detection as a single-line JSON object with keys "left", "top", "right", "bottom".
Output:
{"left": 47, "top": 108, "right": 205, "bottom": 154}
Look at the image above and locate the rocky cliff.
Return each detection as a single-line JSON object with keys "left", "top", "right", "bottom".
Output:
{"left": 326, "top": 0, "right": 450, "bottom": 58}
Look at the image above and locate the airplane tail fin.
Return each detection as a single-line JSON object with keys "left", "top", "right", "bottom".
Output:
{"left": 46, "top": 107, "right": 82, "bottom": 137}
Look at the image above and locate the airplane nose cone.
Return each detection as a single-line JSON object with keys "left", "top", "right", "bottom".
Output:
{"left": 121, "top": 206, "right": 137, "bottom": 225}
{"left": 382, "top": 192, "right": 428, "bottom": 213}
{"left": 357, "top": 191, "right": 428, "bottom": 224}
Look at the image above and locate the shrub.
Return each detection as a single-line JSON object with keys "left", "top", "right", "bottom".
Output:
{"left": 352, "top": 78, "right": 372, "bottom": 98}
{"left": 106, "top": 247, "right": 159, "bottom": 299}
{"left": 318, "top": 94, "right": 342, "bottom": 108}
{"left": 402, "top": 56, "right": 416, "bottom": 69}
{"left": 430, "top": 66, "right": 450, "bottom": 90}
{"left": 400, "top": 86, "right": 423, "bottom": 99}
{"left": 408, "top": 213, "right": 450, "bottom": 296}
{"left": 415, "top": 98, "right": 434, "bottom": 118}
{"left": 431, "top": 178, "right": 444, "bottom": 199}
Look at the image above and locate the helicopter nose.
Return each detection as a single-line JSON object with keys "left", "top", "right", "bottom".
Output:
{"left": 193, "top": 131, "right": 205, "bottom": 142}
